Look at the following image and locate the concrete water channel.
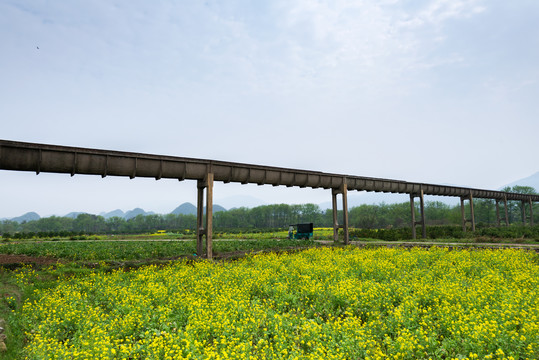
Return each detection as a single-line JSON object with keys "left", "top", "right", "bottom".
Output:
{"left": 1, "top": 140, "right": 537, "bottom": 259}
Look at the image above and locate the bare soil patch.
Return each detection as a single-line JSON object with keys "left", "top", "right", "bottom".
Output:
{"left": 0, "top": 254, "right": 59, "bottom": 266}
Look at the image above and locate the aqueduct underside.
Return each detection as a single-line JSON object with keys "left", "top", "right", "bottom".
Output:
{"left": 1, "top": 140, "right": 537, "bottom": 259}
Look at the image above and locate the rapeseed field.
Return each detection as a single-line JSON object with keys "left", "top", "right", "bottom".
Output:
{"left": 18, "top": 247, "right": 538, "bottom": 359}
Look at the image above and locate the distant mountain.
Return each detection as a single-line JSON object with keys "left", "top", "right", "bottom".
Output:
{"left": 213, "top": 204, "right": 227, "bottom": 213}
{"left": 500, "top": 171, "right": 539, "bottom": 192}
{"left": 171, "top": 202, "right": 197, "bottom": 215}
{"left": 171, "top": 202, "right": 227, "bottom": 215}
{"left": 11, "top": 212, "right": 41, "bottom": 223}
{"left": 100, "top": 209, "right": 125, "bottom": 219}
{"left": 2, "top": 204, "right": 228, "bottom": 222}
{"left": 64, "top": 212, "right": 86, "bottom": 219}
{"left": 124, "top": 208, "right": 154, "bottom": 220}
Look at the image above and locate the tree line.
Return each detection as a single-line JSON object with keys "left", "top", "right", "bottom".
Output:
{"left": 1, "top": 186, "right": 537, "bottom": 237}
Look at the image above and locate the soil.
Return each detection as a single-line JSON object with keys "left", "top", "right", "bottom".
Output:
{"left": 0, "top": 254, "right": 59, "bottom": 266}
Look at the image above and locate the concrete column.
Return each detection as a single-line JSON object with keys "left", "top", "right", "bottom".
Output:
{"left": 331, "top": 183, "right": 349, "bottom": 244}
{"left": 196, "top": 173, "right": 214, "bottom": 260}
{"left": 522, "top": 200, "right": 527, "bottom": 225}
{"left": 410, "top": 194, "right": 416, "bottom": 240}
{"left": 419, "top": 189, "right": 426, "bottom": 239}
{"left": 503, "top": 195, "right": 509, "bottom": 226}
{"left": 196, "top": 181, "right": 205, "bottom": 256}
{"left": 495, "top": 199, "right": 501, "bottom": 227}
{"left": 529, "top": 199, "right": 534, "bottom": 226}
{"left": 460, "top": 197, "right": 467, "bottom": 232}
{"left": 342, "top": 183, "right": 349, "bottom": 245}
{"left": 205, "top": 173, "right": 214, "bottom": 260}
{"left": 332, "top": 189, "right": 339, "bottom": 242}
{"left": 469, "top": 192, "right": 475, "bottom": 232}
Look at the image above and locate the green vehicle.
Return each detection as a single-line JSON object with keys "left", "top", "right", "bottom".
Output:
{"left": 288, "top": 223, "right": 314, "bottom": 240}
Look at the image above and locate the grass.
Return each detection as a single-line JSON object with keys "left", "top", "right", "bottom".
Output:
{"left": 0, "top": 270, "right": 24, "bottom": 359}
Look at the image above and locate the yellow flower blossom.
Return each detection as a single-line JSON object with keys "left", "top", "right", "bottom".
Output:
{"left": 18, "top": 247, "right": 539, "bottom": 359}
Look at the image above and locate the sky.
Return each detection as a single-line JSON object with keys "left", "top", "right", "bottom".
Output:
{"left": 1, "top": 0, "right": 538, "bottom": 218}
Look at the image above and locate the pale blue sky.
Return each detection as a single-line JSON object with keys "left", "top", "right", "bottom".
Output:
{"left": 1, "top": 0, "right": 538, "bottom": 217}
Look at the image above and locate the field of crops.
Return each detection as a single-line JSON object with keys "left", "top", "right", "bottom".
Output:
{"left": 0, "top": 239, "right": 317, "bottom": 262}
{"left": 14, "top": 247, "right": 538, "bottom": 359}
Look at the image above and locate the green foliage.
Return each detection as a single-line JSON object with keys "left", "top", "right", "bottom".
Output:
{"left": 0, "top": 239, "right": 317, "bottom": 262}
{"left": 1, "top": 186, "right": 537, "bottom": 237}
{"left": 504, "top": 185, "right": 538, "bottom": 195}
{"left": 348, "top": 225, "right": 539, "bottom": 242}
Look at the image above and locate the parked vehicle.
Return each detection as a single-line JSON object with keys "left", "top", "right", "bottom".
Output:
{"left": 288, "top": 223, "right": 314, "bottom": 239}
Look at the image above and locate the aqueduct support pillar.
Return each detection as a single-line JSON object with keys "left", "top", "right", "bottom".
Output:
{"left": 460, "top": 197, "right": 466, "bottom": 231}
{"left": 410, "top": 189, "right": 426, "bottom": 239}
{"left": 529, "top": 199, "right": 534, "bottom": 226}
{"left": 495, "top": 199, "right": 501, "bottom": 227}
{"left": 469, "top": 192, "right": 475, "bottom": 232}
{"left": 332, "top": 181, "right": 349, "bottom": 245}
{"left": 410, "top": 194, "right": 416, "bottom": 239}
{"left": 196, "top": 172, "right": 214, "bottom": 259}
{"left": 496, "top": 198, "right": 510, "bottom": 226}
{"left": 460, "top": 192, "right": 476, "bottom": 232}
{"left": 521, "top": 200, "right": 526, "bottom": 225}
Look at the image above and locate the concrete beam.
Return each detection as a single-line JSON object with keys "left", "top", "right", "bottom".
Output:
{"left": 1, "top": 139, "right": 538, "bottom": 203}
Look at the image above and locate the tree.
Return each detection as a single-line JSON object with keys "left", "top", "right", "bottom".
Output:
{"left": 73, "top": 214, "right": 106, "bottom": 233}
{"left": 473, "top": 199, "right": 495, "bottom": 225}
{"left": 349, "top": 205, "right": 380, "bottom": 229}
{"left": 501, "top": 186, "right": 537, "bottom": 224}
{"left": 0, "top": 220, "right": 20, "bottom": 235}
{"left": 424, "top": 201, "right": 452, "bottom": 225}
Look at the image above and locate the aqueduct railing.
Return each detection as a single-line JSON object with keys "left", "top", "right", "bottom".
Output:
{"left": 1, "top": 140, "right": 537, "bottom": 258}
